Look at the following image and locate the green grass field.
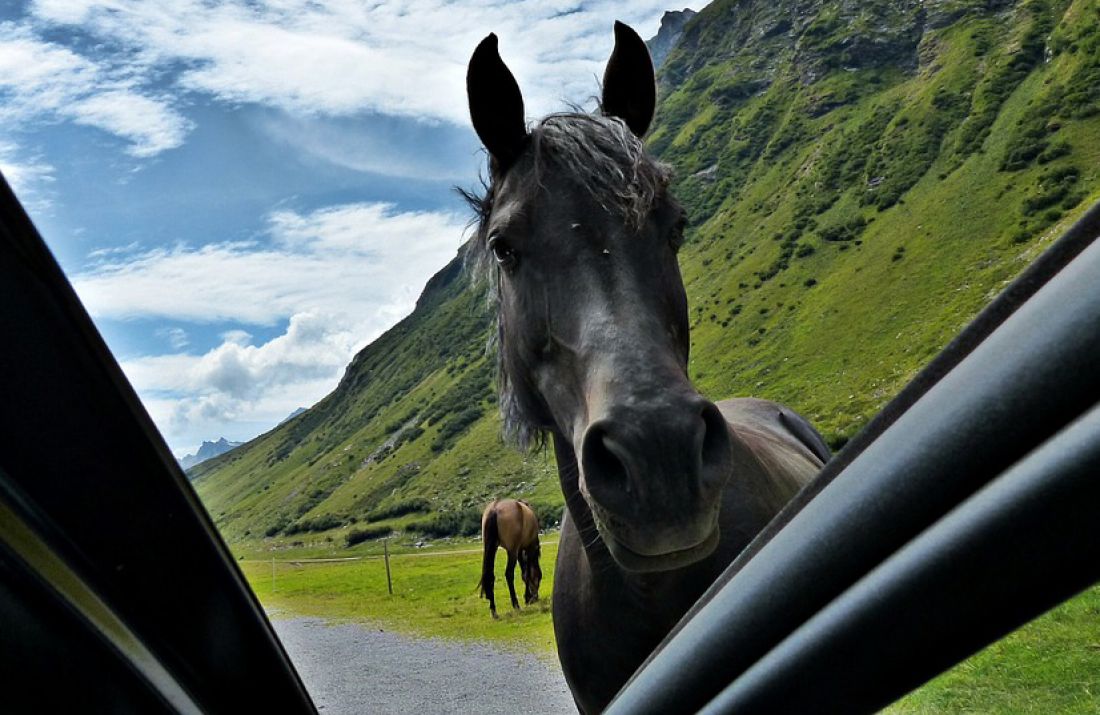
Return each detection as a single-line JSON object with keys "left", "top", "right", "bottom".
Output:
{"left": 239, "top": 536, "right": 1100, "bottom": 712}
{"left": 240, "top": 537, "right": 559, "bottom": 657}
{"left": 888, "top": 585, "right": 1100, "bottom": 713}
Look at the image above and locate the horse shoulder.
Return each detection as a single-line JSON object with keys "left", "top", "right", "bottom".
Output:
{"left": 716, "top": 397, "right": 824, "bottom": 502}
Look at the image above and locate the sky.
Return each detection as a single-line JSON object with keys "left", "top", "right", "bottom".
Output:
{"left": 0, "top": 0, "right": 701, "bottom": 458}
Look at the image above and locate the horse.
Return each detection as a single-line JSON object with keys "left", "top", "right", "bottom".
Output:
{"left": 464, "top": 22, "right": 831, "bottom": 713}
{"left": 478, "top": 498, "right": 543, "bottom": 619}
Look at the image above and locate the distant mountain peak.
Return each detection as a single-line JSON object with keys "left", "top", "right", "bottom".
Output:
{"left": 179, "top": 438, "right": 243, "bottom": 471}
{"left": 280, "top": 407, "right": 308, "bottom": 425}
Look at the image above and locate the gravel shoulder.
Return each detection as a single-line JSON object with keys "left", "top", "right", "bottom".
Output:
{"left": 272, "top": 616, "right": 577, "bottom": 714}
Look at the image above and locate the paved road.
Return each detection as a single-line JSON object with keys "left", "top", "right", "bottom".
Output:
{"left": 272, "top": 617, "right": 577, "bottom": 714}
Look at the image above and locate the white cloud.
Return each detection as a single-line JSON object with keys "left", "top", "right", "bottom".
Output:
{"left": 126, "top": 311, "right": 351, "bottom": 400}
{"left": 125, "top": 313, "right": 365, "bottom": 456}
{"left": 28, "top": 0, "right": 97, "bottom": 25}
{"left": 220, "top": 329, "right": 252, "bottom": 346}
{"left": 156, "top": 326, "right": 190, "bottom": 349}
{"left": 74, "top": 202, "right": 465, "bottom": 325}
{"left": 0, "top": 23, "right": 96, "bottom": 114}
{"left": 139, "top": 370, "right": 336, "bottom": 456}
{"left": 0, "top": 22, "right": 191, "bottom": 156}
{"left": 254, "top": 112, "right": 475, "bottom": 181}
{"left": 75, "top": 201, "right": 468, "bottom": 453}
{"left": 68, "top": 90, "right": 193, "bottom": 157}
{"left": 0, "top": 140, "right": 55, "bottom": 197}
{"left": 88, "top": 241, "right": 142, "bottom": 259}
{"left": 26, "top": 0, "right": 683, "bottom": 126}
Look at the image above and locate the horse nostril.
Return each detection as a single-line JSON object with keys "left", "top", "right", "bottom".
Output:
{"left": 581, "top": 423, "right": 632, "bottom": 505}
{"left": 699, "top": 401, "right": 731, "bottom": 487}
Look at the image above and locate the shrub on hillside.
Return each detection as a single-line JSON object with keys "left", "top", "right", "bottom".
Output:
{"left": 345, "top": 525, "right": 392, "bottom": 546}
{"left": 429, "top": 405, "right": 485, "bottom": 454}
{"left": 818, "top": 217, "right": 867, "bottom": 243}
{"left": 365, "top": 498, "right": 432, "bottom": 522}
{"left": 528, "top": 502, "right": 565, "bottom": 529}
{"left": 1021, "top": 167, "right": 1080, "bottom": 216}
{"left": 284, "top": 514, "right": 345, "bottom": 536}
{"left": 264, "top": 519, "right": 289, "bottom": 538}
{"left": 409, "top": 507, "right": 483, "bottom": 538}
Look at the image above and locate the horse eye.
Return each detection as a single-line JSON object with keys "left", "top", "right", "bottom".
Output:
{"left": 488, "top": 233, "right": 518, "bottom": 268}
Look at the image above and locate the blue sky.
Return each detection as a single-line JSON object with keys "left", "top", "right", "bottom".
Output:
{"left": 0, "top": 0, "right": 699, "bottom": 457}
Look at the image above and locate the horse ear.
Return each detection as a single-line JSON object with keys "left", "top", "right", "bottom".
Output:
{"left": 601, "top": 21, "right": 656, "bottom": 137}
{"left": 467, "top": 33, "right": 528, "bottom": 172}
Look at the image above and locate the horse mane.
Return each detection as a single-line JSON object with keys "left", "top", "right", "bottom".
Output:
{"left": 459, "top": 112, "right": 673, "bottom": 451}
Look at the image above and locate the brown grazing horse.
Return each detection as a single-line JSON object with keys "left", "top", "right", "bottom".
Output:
{"left": 464, "top": 22, "right": 831, "bottom": 713}
{"left": 479, "top": 498, "right": 542, "bottom": 619}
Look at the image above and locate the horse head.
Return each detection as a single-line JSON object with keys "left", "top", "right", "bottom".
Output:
{"left": 466, "top": 23, "right": 734, "bottom": 574}
{"left": 520, "top": 543, "right": 542, "bottom": 604}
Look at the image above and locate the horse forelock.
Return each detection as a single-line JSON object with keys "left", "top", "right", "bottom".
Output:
{"left": 531, "top": 113, "right": 671, "bottom": 230}
{"left": 460, "top": 112, "right": 672, "bottom": 451}
{"left": 460, "top": 112, "right": 671, "bottom": 279}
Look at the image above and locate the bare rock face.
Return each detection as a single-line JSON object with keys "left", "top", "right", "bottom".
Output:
{"left": 180, "top": 437, "right": 243, "bottom": 471}
{"left": 646, "top": 9, "right": 698, "bottom": 69}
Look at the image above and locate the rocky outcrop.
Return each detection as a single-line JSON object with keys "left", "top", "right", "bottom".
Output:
{"left": 647, "top": 9, "right": 698, "bottom": 69}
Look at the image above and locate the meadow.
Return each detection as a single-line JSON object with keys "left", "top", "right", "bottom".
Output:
{"left": 238, "top": 535, "right": 1100, "bottom": 712}
{"left": 239, "top": 537, "right": 559, "bottom": 655}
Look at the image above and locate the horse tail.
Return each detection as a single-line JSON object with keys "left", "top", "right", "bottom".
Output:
{"left": 478, "top": 505, "right": 499, "bottom": 598}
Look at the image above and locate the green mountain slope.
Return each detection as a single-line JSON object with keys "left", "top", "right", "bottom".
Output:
{"left": 191, "top": 257, "right": 557, "bottom": 541}
{"left": 195, "top": 0, "right": 1100, "bottom": 544}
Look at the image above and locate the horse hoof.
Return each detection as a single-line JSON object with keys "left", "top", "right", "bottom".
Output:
{"left": 491, "top": 611, "right": 500, "bottom": 620}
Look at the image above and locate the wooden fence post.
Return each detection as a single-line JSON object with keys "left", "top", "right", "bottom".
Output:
{"left": 384, "top": 539, "right": 393, "bottom": 595}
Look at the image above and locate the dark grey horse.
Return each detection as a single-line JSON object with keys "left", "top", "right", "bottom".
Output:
{"left": 465, "top": 22, "right": 830, "bottom": 713}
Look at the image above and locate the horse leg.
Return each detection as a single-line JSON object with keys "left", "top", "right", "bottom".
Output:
{"left": 518, "top": 550, "right": 532, "bottom": 603}
{"left": 505, "top": 551, "right": 520, "bottom": 610}
{"left": 486, "top": 570, "right": 498, "bottom": 619}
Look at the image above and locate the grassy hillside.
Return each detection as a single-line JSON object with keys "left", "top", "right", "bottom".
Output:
{"left": 659, "top": 0, "right": 1100, "bottom": 446}
{"left": 195, "top": 0, "right": 1100, "bottom": 548}
{"left": 191, "top": 257, "right": 560, "bottom": 542}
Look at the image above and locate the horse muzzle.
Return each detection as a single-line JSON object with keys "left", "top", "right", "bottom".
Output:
{"left": 595, "top": 503, "right": 722, "bottom": 572}
{"left": 578, "top": 396, "right": 733, "bottom": 572}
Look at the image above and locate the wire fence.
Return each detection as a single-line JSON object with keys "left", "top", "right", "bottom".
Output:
{"left": 241, "top": 539, "right": 559, "bottom": 565}
{"left": 242, "top": 538, "right": 560, "bottom": 594}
